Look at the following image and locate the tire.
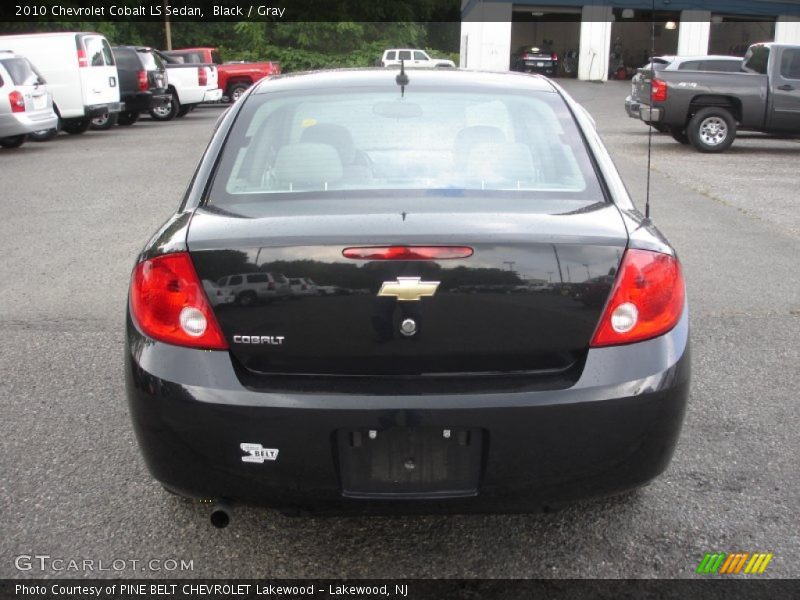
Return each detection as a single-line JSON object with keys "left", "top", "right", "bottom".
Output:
{"left": 228, "top": 83, "right": 249, "bottom": 103}
{"left": 176, "top": 105, "right": 192, "bottom": 118}
{"left": 90, "top": 111, "right": 118, "bottom": 130}
{"left": 669, "top": 127, "right": 690, "bottom": 145}
{"left": 117, "top": 111, "right": 140, "bottom": 126}
{"left": 237, "top": 291, "right": 257, "bottom": 307}
{"left": 150, "top": 93, "right": 179, "bottom": 121}
{"left": 61, "top": 118, "right": 91, "bottom": 135}
{"left": 687, "top": 107, "right": 737, "bottom": 153}
{"left": 0, "top": 135, "right": 26, "bottom": 148}
{"left": 28, "top": 127, "right": 58, "bottom": 141}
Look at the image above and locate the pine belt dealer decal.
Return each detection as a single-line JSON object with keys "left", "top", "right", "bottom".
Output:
{"left": 240, "top": 443, "right": 279, "bottom": 463}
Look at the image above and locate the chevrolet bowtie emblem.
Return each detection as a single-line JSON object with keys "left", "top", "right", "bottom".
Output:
{"left": 378, "top": 277, "right": 440, "bottom": 301}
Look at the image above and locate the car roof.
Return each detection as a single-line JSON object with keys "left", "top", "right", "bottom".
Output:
{"left": 253, "top": 68, "right": 557, "bottom": 95}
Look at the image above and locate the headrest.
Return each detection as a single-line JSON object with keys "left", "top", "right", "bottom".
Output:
{"left": 300, "top": 123, "right": 356, "bottom": 165}
{"left": 273, "top": 143, "right": 343, "bottom": 190}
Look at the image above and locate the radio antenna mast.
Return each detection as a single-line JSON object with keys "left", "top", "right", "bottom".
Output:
{"left": 644, "top": 0, "right": 656, "bottom": 222}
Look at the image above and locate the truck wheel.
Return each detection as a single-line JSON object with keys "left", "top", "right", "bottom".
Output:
{"left": 0, "top": 135, "right": 26, "bottom": 148}
{"left": 228, "top": 83, "right": 249, "bottom": 103}
{"left": 90, "top": 111, "right": 119, "bottom": 130}
{"left": 150, "top": 93, "right": 179, "bottom": 121}
{"left": 688, "top": 107, "right": 736, "bottom": 153}
{"left": 669, "top": 127, "right": 690, "bottom": 145}
{"left": 62, "top": 118, "right": 91, "bottom": 135}
{"left": 117, "top": 111, "right": 140, "bottom": 126}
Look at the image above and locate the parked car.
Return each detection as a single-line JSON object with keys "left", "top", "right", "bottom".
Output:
{"left": 202, "top": 279, "right": 235, "bottom": 307}
{"left": 635, "top": 43, "right": 800, "bottom": 152}
{"left": 511, "top": 45, "right": 559, "bottom": 76}
{"left": 0, "top": 50, "right": 58, "bottom": 148}
{"left": 288, "top": 277, "right": 318, "bottom": 297}
{"left": 216, "top": 272, "right": 291, "bottom": 306}
{"left": 163, "top": 47, "right": 280, "bottom": 103}
{"left": 625, "top": 55, "right": 743, "bottom": 132}
{"left": 0, "top": 32, "right": 122, "bottom": 137}
{"left": 125, "top": 68, "right": 688, "bottom": 524}
{"left": 380, "top": 49, "right": 455, "bottom": 69}
{"left": 149, "top": 51, "right": 221, "bottom": 121}
{"left": 91, "top": 46, "right": 171, "bottom": 128}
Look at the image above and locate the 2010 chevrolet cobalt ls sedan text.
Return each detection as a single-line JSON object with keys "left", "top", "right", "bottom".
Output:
{"left": 125, "top": 69, "right": 689, "bottom": 524}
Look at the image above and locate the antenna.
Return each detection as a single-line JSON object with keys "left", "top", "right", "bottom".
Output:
{"left": 644, "top": 0, "right": 656, "bottom": 223}
{"left": 396, "top": 59, "right": 409, "bottom": 97}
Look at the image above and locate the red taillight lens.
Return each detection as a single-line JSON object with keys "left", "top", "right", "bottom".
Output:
{"left": 343, "top": 246, "right": 474, "bottom": 260}
{"left": 8, "top": 90, "right": 25, "bottom": 113}
{"left": 551, "top": 53, "right": 558, "bottom": 61}
{"left": 137, "top": 70, "right": 148, "bottom": 91}
{"left": 130, "top": 252, "right": 228, "bottom": 350}
{"left": 590, "top": 249, "right": 684, "bottom": 347}
{"left": 651, "top": 78, "right": 668, "bottom": 103}
{"left": 77, "top": 49, "right": 88, "bottom": 68}
{"left": 198, "top": 67, "right": 207, "bottom": 86}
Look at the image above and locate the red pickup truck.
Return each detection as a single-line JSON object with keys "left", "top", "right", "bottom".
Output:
{"left": 163, "top": 47, "right": 280, "bottom": 102}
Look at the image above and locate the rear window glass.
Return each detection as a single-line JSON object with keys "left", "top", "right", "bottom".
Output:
{"left": 209, "top": 87, "right": 602, "bottom": 209}
{"left": 702, "top": 59, "right": 742, "bottom": 72}
{"left": 84, "top": 36, "right": 114, "bottom": 67}
{"left": 0, "top": 57, "right": 40, "bottom": 85}
{"left": 247, "top": 274, "right": 269, "bottom": 283}
{"left": 212, "top": 51, "right": 222, "bottom": 64}
{"left": 112, "top": 48, "right": 138, "bottom": 70}
{"left": 677, "top": 60, "right": 702, "bottom": 70}
{"left": 742, "top": 46, "right": 769, "bottom": 74}
{"left": 138, "top": 51, "right": 162, "bottom": 71}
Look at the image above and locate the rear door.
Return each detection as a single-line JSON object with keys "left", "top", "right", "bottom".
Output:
{"left": 78, "top": 34, "right": 120, "bottom": 108}
{"left": 769, "top": 46, "right": 800, "bottom": 132}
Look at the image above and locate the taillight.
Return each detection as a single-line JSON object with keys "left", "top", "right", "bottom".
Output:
{"left": 343, "top": 246, "right": 474, "bottom": 260}
{"left": 551, "top": 53, "right": 558, "bottom": 61}
{"left": 198, "top": 67, "right": 207, "bottom": 86}
{"left": 590, "top": 249, "right": 684, "bottom": 347}
{"left": 137, "top": 70, "right": 148, "bottom": 91}
{"left": 130, "top": 252, "right": 228, "bottom": 350}
{"left": 8, "top": 90, "right": 25, "bottom": 113}
{"left": 77, "top": 49, "right": 88, "bottom": 68}
{"left": 651, "top": 78, "right": 668, "bottom": 103}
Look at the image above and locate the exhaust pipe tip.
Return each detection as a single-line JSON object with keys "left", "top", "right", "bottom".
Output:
{"left": 210, "top": 501, "right": 232, "bottom": 528}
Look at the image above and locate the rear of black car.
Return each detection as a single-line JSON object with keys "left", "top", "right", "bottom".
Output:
{"left": 111, "top": 46, "right": 170, "bottom": 125}
{"left": 125, "top": 71, "right": 689, "bottom": 515}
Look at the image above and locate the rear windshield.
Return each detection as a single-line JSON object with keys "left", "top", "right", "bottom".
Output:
{"left": 0, "top": 57, "right": 42, "bottom": 85}
{"left": 138, "top": 50, "right": 163, "bottom": 71}
{"left": 208, "top": 87, "right": 602, "bottom": 209}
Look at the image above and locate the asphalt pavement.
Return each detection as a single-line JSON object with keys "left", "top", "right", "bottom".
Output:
{"left": 1, "top": 82, "right": 798, "bottom": 579}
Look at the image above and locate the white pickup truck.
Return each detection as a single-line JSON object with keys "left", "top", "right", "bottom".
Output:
{"left": 380, "top": 49, "right": 455, "bottom": 69}
{"left": 150, "top": 50, "right": 222, "bottom": 120}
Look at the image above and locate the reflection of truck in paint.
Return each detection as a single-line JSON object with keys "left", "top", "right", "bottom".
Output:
{"left": 636, "top": 43, "right": 800, "bottom": 153}
{"left": 163, "top": 47, "right": 280, "bottom": 102}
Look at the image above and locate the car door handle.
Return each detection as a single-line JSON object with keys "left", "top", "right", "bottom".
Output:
{"left": 778, "top": 84, "right": 795, "bottom": 91}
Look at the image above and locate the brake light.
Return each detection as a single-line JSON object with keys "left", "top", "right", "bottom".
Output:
{"left": 551, "top": 53, "right": 558, "bottom": 61}
{"left": 590, "top": 249, "right": 684, "bottom": 347}
{"left": 8, "top": 90, "right": 25, "bottom": 113}
{"left": 137, "top": 70, "right": 148, "bottom": 91}
{"left": 130, "top": 252, "right": 228, "bottom": 350}
{"left": 198, "top": 67, "right": 207, "bottom": 86}
{"left": 651, "top": 78, "right": 668, "bottom": 103}
{"left": 77, "top": 49, "right": 88, "bottom": 68}
{"left": 343, "top": 246, "right": 474, "bottom": 260}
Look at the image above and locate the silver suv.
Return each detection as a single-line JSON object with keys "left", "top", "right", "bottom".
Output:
{"left": 0, "top": 51, "right": 58, "bottom": 148}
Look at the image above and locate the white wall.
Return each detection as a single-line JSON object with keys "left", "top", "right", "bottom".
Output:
{"left": 578, "top": 5, "right": 612, "bottom": 81}
{"left": 775, "top": 16, "right": 800, "bottom": 44}
{"left": 460, "top": 1, "right": 513, "bottom": 71}
{"left": 678, "top": 11, "right": 711, "bottom": 55}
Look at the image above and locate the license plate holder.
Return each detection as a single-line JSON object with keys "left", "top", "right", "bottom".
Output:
{"left": 338, "top": 427, "right": 482, "bottom": 498}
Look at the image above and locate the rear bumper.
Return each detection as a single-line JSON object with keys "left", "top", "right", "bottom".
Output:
{"left": 203, "top": 88, "right": 223, "bottom": 103}
{"left": 125, "top": 307, "right": 690, "bottom": 514}
{"left": 122, "top": 92, "right": 171, "bottom": 113}
{"left": 625, "top": 95, "right": 641, "bottom": 119}
{"left": 0, "top": 110, "right": 58, "bottom": 138}
{"left": 84, "top": 102, "right": 124, "bottom": 118}
{"left": 639, "top": 105, "right": 663, "bottom": 123}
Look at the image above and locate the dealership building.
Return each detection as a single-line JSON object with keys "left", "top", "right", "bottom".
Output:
{"left": 460, "top": 0, "right": 800, "bottom": 79}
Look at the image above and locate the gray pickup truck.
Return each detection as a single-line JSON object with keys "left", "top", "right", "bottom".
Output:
{"left": 637, "top": 43, "right": 800, "bottom": 152}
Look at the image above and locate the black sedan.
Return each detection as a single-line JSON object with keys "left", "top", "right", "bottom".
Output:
{"left": 511, "top": 45, "right": 559, "bottom": 76}
{"left": 125, "top": 69, "right": 689, "bottom": 525}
